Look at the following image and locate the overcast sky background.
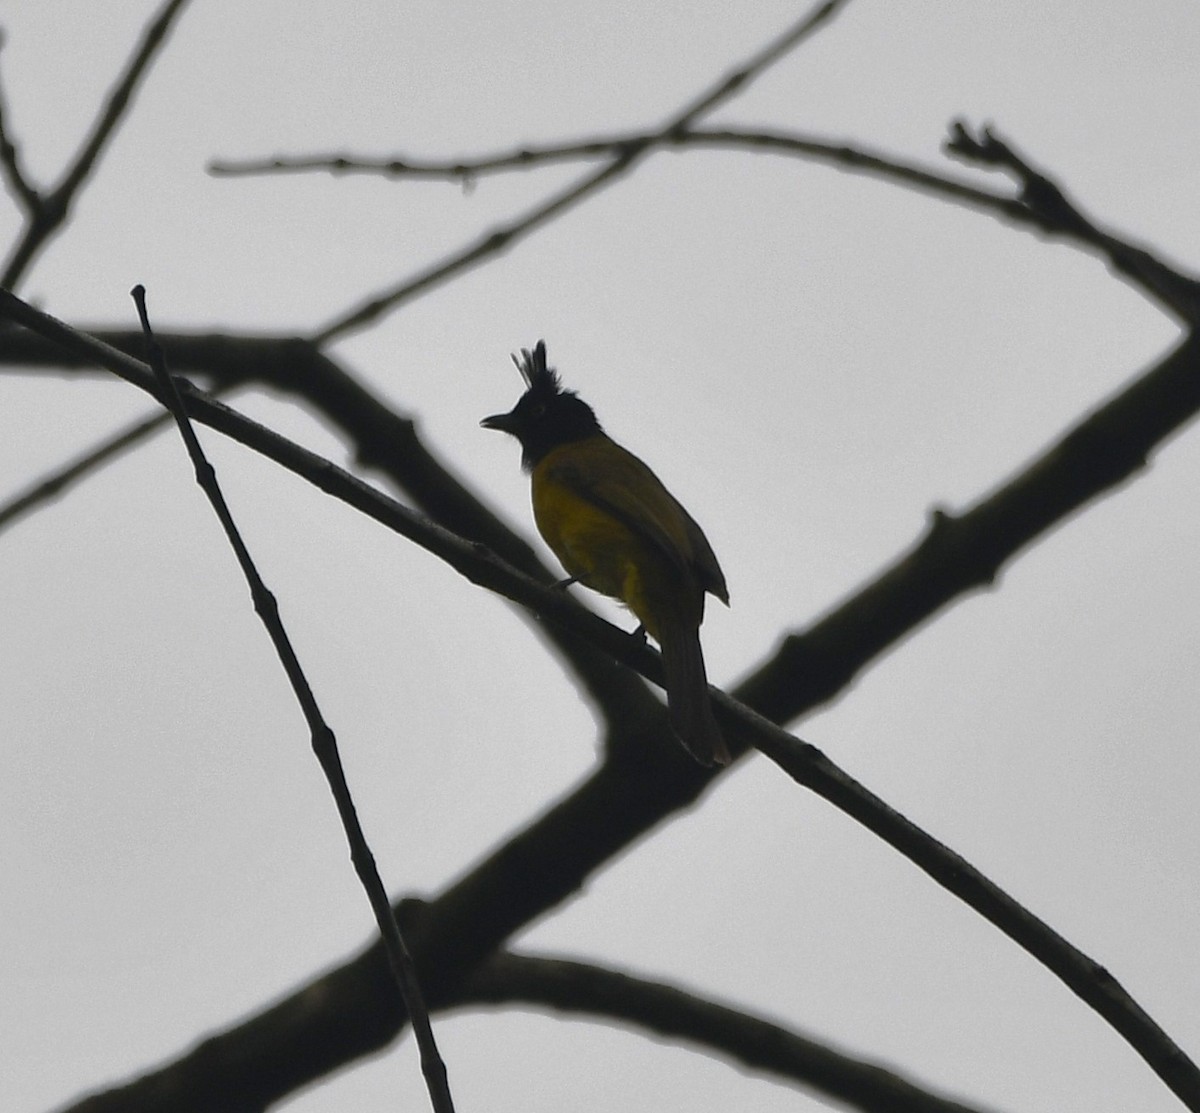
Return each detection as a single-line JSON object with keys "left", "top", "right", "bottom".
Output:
{"left": 3, "top": 2, "right": 1199, "bottom": 1112}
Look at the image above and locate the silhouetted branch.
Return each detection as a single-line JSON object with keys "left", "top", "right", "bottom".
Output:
{"left": 7, "top": 289, "right": 1200, "bottom": 1111}
{"left": 209, "top": 139, "right": 630, "bottom": 182}
{"left": 0, "top": 0, "right": 191, "bottom": 287}
{"left": 453, "top": 951, "right": 1009, "bottom": 1113}
{"left": 310, "top": 0, "right": 851, "bottom": 343}
{"left": 0, "top": 31, "right": 39, "bottom": 213}
{"left": 945, "top": 120, "right": 1200, "bottom": 323}
{"left": 0, "top": 406, "right": 176, "bottom": 532}
{"left": 737, "top": 331, "right": 1200, "bottom": 725}
{"left": 216, "top": 122, "right": 1200, "bottom": 326}
{"left": 131, "top": 286, "right": 456, "bottom": 1113}
{"left": 0, "top": 326, "right": 662, "bottom": 741}
{"left": 208, "top": 127, "right": 996, "bottom": 194}
{"left": 5, "top": 3, "right": 1194, "bottom": 1110}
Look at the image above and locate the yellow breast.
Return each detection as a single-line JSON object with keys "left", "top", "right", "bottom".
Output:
{"left": 531, "top": 439, "right": 665, "bottom": 635}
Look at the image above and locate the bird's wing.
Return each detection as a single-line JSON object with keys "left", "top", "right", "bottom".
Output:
{"left": 547, "top": 440, "right": 728, "bottom": 604}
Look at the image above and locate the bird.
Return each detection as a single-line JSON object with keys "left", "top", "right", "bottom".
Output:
{"left": 481, "top": 340, "right": 730, "bottom": 766}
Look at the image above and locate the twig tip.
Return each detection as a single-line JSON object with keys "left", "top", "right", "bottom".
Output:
{"left": 130, "top": 283, "right": 152, "bottom": 333}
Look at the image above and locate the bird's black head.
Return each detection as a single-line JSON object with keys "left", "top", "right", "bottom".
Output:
{"left": 481, "top": 340, "right": 602, "bottom": 470}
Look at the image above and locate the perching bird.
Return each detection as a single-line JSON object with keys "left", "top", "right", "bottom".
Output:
{"left": 482, "top": 341, "right": 730, "bottom": 765}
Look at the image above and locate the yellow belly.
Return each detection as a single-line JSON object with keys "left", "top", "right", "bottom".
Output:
{"left": 532, "top": 462, "right": 662, "bottom": 637}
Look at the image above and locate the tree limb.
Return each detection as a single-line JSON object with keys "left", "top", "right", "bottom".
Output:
{"left": 0, "top": 30, "right": 40, "bottom": 213}
{"left": 0, "top": 406, "right": 177, "bottom": 530}
{"left": 0, "top": 326, "right": 663, "bottom": 743}
{"left": 6, "top": 291, "right": 1200, "bottom": 1111}
{"left": 945, "top": 120, "right": 1200, "bottom": 323}
{"left": 452, "top": 950, "right": 1010, "bottom": 1113}
{"left": 132, "top": 285, "right": 456, "bottom": 1112}
{"left": 0, "top": 0, "right": 191, "bottom": 287}
{"left": 213, "top": 122, "right": 1200, "bottom": 326}
{"left": 309, "top": 0, "right": 851, "bottom": 343}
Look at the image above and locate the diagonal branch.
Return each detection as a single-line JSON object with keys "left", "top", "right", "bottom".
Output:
{"left": 0, "top": 30, "right": 39, "bottom": 213}
{"left": 736, "top": 330, "right": 1200, "bottom": 726}
{"left": 944, "top": 120, "right": 1200, "bottom": 323}
{"left": 0, "top": 326, "right": 663, "bottom": 741}
{"left": 0, "top": 0, "right": 191, "bottom": 287}
{"left": 452, "top": 950, "right": 1009, "bottom": 1113}
{"left": 6, "top": 290, "right": 1200, "bottom": 1111}
{"left": 131, "top": 286, "right": 456, "bottom": 1113}
{"left": 310, "top": 0, "right": 850, "bottom": 343}
{"left": 0, "top": 406, "right": 177, "bottom": 531}
{"left": 310, "top": 154, "right": 640, "bottom": 344}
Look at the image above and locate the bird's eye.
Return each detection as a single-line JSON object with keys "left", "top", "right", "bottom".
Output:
{"left": 530, "top": 402, "right": 546, "bottom": 419}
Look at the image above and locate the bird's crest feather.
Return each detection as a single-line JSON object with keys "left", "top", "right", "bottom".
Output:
{"left": 511, "top": 340, "right": 560, "bottom": 395}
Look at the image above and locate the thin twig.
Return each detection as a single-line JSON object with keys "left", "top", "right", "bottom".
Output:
{"left": 206, "top": 128, "right": 956, "bottom": 185}
{"left": 311, "top": 0, "right": 850, "bottom": 343}
{"left": 945, "top": 120, "right": 1200, "bottom": 323}
{"left": 0, "top": 324, "right": 662, "bottom": 736}
{"left": 208, "top": 138, "right": 629, "bottom": 181}
{"left": 7, "top": 287, "right": 1200, "bottom": 1110}
{"left": 310, "top": 153, "right": 637, "bottom": 343}
{"left": 220, "top": 120, "right": 1200, "bottom": 328}
{"left": 456, "top": 951, "right": 1009, "bottom": 1113}
{"left": 130, "top": 285, "right": 456, "bottom": 1113}
{"left": 0, "top": 30, "right": 40, "bottom": 213}
{"left": 0, "top": 407, "right": 177, "bottom": 533}
{"left": 214, "top": 126, "right": 1022, "bottom": 203}
{"left": 0, "top": 0, "right": 191, "bottom": 287}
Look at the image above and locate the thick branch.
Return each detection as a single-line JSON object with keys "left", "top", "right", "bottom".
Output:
{"left": 0, "top": 326, "right": 661, "bottom": 740}
{"left": 737, "top": 332, "right": 1200, "bottom": 726}
{"left": 7, "top": 293, "right": 1200, "bottom": 1111}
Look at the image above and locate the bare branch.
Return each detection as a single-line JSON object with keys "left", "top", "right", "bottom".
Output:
{"left": 311, "top": 0, "right": 851, "bottom": 343}
{"left": 0, "top": 30, "right": 40, "bottom": 213}
{"left": 208, "top": 138, "right": 629, "bottom": 182}
{"left": 0, "top": 325, "right": 663, "bottom": 741}
{"left": 454, "top": 951, "right": 1009, "bottom": 1113}
{"left": 0, "top": 0, "right": 191, "bottom": 287}
{"left": 220, "top": 121, "right": 1200, "bottom": 327}
{"left": 212, "top": 0, "right": 839, "bottom": 187}
{"left": 210, "top": 127, "right": 991, "bottom": 194}
{"left": 310, "top": 156, "right": 636, "bottom": 344}
{"left": 666, "top": 0, "right": 848, "bottom": 123}
{"left": 57, "top": 1, "right": 190, "bottom": 200}
{"left": 131, "top": 286, "right": 456, "bottom": 1113}
{"left": 206, "top": 126, "right": 977, "bottom": 185}
{"left": 7, "top": 290, "right": 1200, "bottom": 1110}
{"left": 4, "top": 2, "right": 1193, "bottom": 1108}
{"left": 0, "top": 407, "right": 175, "bottom": 533}
{"left": 945, "top": 120, "right": 1200, "bottom": 323}
{"left": 737, "top": 675, "right": 1200, "bottom": 1110}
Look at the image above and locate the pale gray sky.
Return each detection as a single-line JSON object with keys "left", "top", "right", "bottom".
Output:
{"left": 2, "top": 2, "right": 1199, "bottom": 1112}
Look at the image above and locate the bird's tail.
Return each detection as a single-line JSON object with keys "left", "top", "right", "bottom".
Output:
{"left": 659, "top": 617, "right": 730, "bottom": 766}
